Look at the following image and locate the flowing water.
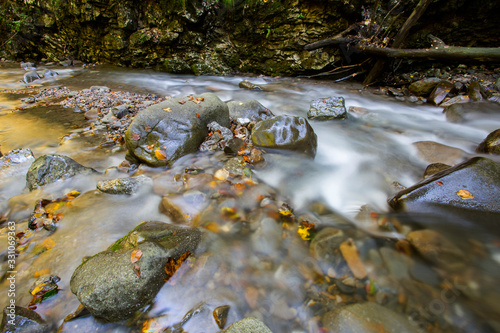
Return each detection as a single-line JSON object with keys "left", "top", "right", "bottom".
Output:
{"left": 1, "top": 63, "right": 500, "bottom": 332}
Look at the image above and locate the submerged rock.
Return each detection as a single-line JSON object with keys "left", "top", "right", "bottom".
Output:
{"left": 221, "top": 317, "right": 272, "bottom": 333}
{"left": 96, "top": 175, "right": 153, "bottom": 195}
{"left": 476, "top": 128, "right": 500, "bottom": 154}
{"left": 412, "top": 141, "right": 467, "bottom": 165}
{"left": 0, "top": 148, "right": 35, "bottom": 182}
{"left": 307, "top": 96, "right": 347, "bottom": 120}
{"left": 227, "top": 100, "right": 273, "bottom": 122}
{"left": 23, "top": 71, "right": 41, "bottom": 84}
{"left": 238, "top": 80, "right": 263, "bottom": 90}
{"left": 26, "top": 154, "right": 97, "bottom": 191}
{"left": 70, "top": 221, "right": 201, "bottom": 322}
{"left": 322, "top": 302, "right": 418, "bottom": 333}
{"left": 443, "top": 102, "right": 500, "bottom": 123}
{"left": 251, "top": 115, "right": 317, "bottom": 158}
{"left": 125, "top": 93, "right": 229, "bottom": 167}
{"left": 0, "top": 305, "right": 50, "bottom": 333}
{"left": 389, "top": 157, "right": 500, "bottom": 233}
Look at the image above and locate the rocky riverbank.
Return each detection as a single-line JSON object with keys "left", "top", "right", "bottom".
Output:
{"left": 1, "top": 62, "right": 500, "bottom": 332}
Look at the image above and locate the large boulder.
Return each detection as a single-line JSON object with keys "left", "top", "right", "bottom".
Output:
{"left": 389, "top": 157, "right": 500, "bottom": 233}
{"left": 250, "top": 115, "right": 317, "bottom": 158}
{"left": 0, "top": 306, "right": 50, "bottom": 333}
{"left": 307, "top": 96, "right": 347, "bottom": 120}
{"left": 70, "top": 221, "right": 201, "bottom": 322}
{"left": 26, "top": 154, "right": 97, "bottom": 191}
{"left": 322, "top": 302, "right": 418, "bottom": 333}
{"left": 227, "top": 100, "right": 274, "bottom": 122}
{"left": 408, "top": 77, "right": 441, "bottom": 96}
{"left": 125, "top": 93, "right": 229, "bottom": 167}
{"left": 476, "top": 128, "right": 500, "bottom": 154}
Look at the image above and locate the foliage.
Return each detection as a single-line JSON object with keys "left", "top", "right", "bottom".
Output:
{"left": 0, "top": 0, "right": 32, "bottom": 48}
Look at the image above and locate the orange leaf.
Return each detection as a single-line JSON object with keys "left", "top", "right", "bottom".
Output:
{"left": 132, "top": 133, "right": 140, "bottom": 141}
{"left": 196, "top": 113, "right": 200, "bottom": 118}
{"left": 133, "top": 265, "right": 141, "bottom": 277}
{"left": 165, "top": 252, "right": 191, "bottom": 282}
{"left": 457, "top": 189, "right": 475, "bottom": 199}
{"left": 155, "top": 149, "right": 167, "bottom": 160}
{"left": 178, "top": 100, "right": 186, "bottom": 104}
{"left": 131, "top": 248, "right": 143, "bottom": 263}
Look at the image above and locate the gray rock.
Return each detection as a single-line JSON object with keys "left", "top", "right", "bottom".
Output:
{"left": 468, "top": 81, "right": 483, "bottom": 101}
{"left": 111, "top": 104, "right": 130, "bottom": 119}
{"left": 389, "top": 157, "right": 500, "bottom": 234}
{"left": 70, "top": 221, "right": 201, "bottom": 322}
{"left": 412, "top": 141, "right": 467, "bottom": 165}
{"left": 408, "top": 77, "right": 441, "bottom": 96}
{"left": 96, "top": 175, "right": 153, "bottom": 195}
{"left": 379, "top": 247, "right": 412, "bottom": 280}
{"left": 227, "top": 100, "right": 273, "bottom": 122}
{"left": 495, "top": 78, "right": 500, "bottom": 92}
{"left": 307, "top": 96, "right": 347, "bottom": 120}
{"left": 476, "top": 128, "right": 500, "bottom": 155}
{"left": 251, "top": 115, "right": 317, "bottom": 158}
{"left": 428, "top": 81, "right": 454, "bottom": 105}
{"left": 322, "top": 302, "right": 418, "bottom": 333}
{"left": 309, "top": 227, "right": 346, "bottom": 261}
{"left": 0, "top": 148, "right": 35, "bottom": 182}
{"left": 23, "top": 71, "right": 41, "bottom": 84}
{"left": 41, "top": 69, "right": 58, "bottom": 78}
{"left": 443, "top": 102, "right": 500, "bottom": 123}
{"left": 26, "top": 154, "right": 98, "bottom": 191}
{"left": 0, "top": 305, "right": 50, "bottom": 333}
{"left": 224, "top": 138, "right": 246, "bottom": 156}
{"left": 208, "top": 121, "right": 233, "bottom": 142}
{"left": 125, "top": 93, "right": 229, "bottom": 167}
{"left": 220, "top": 317, "right": 272, "bottom": 333}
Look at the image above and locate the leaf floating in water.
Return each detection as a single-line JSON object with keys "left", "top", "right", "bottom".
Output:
{"left": 457, "top": 189, "right": 475, "bottom": 199}
{"left": 297, "top": 221, "right": 315, "bottom": 241}
{"left": 131, "top": 248, "right": 143, "bottom": 263}
{"left": 339, "top": 239, "right": 367, "bottom": 279}
{"left": 155, "top": 149, "right": 167, "bottom": 160}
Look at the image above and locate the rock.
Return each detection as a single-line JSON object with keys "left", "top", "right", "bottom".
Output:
{"left": 125, "top": 93, "right": 229, "bottom": 167}
{"left": 224, "top": 157, "right": 247, "bottom": 176}
{"left": 428, "top": 81, "right": 454, "bottom": 105}
{"left": 251, "top": 115, "right": 317, "bottom": 158}
{"left": 224, "top": 138, "right": 246, "bottom": 156}
{"left": 160, "top": 190, "right": 209, "bottom": 224}
{"left": 407, "top": 229, "right": 465, "bottom": 270}
{"left": 111, "top": 104, "right": 130, "bottom": 119}
{"left": 309, "top": 227, "right": 346, "bottom": 261}
{"left": 227, "top": 100, "right": 273, "bottom": 122}
{"left": 443, "top": 102, "right": 500, "bottom": 123}
{"left": 468, "top": 81, "right": 483, "bottom": 101}
{"left": 21, "top": 62, "right": 36, "bottom": 69}
{"left": 96, "top": 175, "right": 153, "bottom": 194}
{"left": 42, "top": 69, "right": 58, "bottom": 78}
{"left": 0, "top": 305, "right": 50, "bottom": 333}
{"left": 26, "top": 154, "right": 98, "bottom": 191}
{"left": 476, "top": 129, "right": 500, "bottom": 154}
{"left": 84, "top": 108, "right": 99, "bottom": 120}
{"left": 379, "top": 247, "right": 412, "bottom": 280}
{"left": 213, "top": 305, "right": 230, "bottom": 329}
{"left": 238, "top": 80, "right": 263, "bottom": 90}
{"left": 439, "top": 95, "right": 470, "bottom": 107}
{"left": 307, "top": 96, "right": 347, "bottom": 120}
{"left": 322, "top": 302, "right": 418, "bottom": 333}
{"left": 389, "top": 157, "right": 500, "bottom": 233}
{"left": 412, "top": 141, "right": 467, "bottom": 165}
{"left": 208, "top": 121, "right": 233, "bottom": 142}
{"left": 23, "top": 71, "right": 41, "bottom": 84}
{"left": 423, "top": 162, "right": 451, "bottom": 178}
{"left": 408, "top": 77, "right": 441, "bottom": 96}
{"left": 70, "top": 221, "right": 201, "bottom": 322}
{"left": 495, "top": 78, "right": 500, "bottom": 91}
{"left": 0, "top": 148, "right": 35, "bottom": 182}
{"left": 89, "top": 86, "right": 110, "bottom": 92}
{"left": 220, "top": 317, "right": 272, "bottom": 333}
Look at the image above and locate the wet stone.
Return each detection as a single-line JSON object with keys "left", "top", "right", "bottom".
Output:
{"left": 251, "top": 115, "right": 317, "bottom": 158}
{"left": 160, "top": 190, "right": 209, "bottom": 224}
{"left": 408, "top": 77, "right": 441, "bottom": 96}
{"left": 26, "top": 154, "right": 98, "bottom": 191}
{"left": 423, "top": 162, "right": 451, "bottom": 178}
{"left": 439, "top": 95, "right": 470, "bottom": 107}
{"left": 309, "top": 227, "right": 345, "bottom": 261}
{"left": 468, "top": 81, "right": 483, "bottom": 101}
{"left": 322, "top": 302, "right": 418, "bottom": 333}
{"left": 428, "top": 81, "right": 454, "bottom": 105}
{"left": 0, "top": 306, "right": 50, "bottom": 333}
{"left": 24, "top": 71, "right": 41, "bottom": 84}
{"left": 476, "top": 128, "right": 500, "bottom": 155}
{"left": 0, "top": 148, "right": 35, "bottom": 181}
{"left": 227, "top": 100, "right": 274, "bottom": 122}
{"left": 224, "top": 138, "right": 246, "bottom": 156}
{"left": 307, "top": 96, "right": 347, "bottom": 120}
{"left": 238, "top": 80, "right": 263, "bottom": 90}
{"left": 213, "top": 305, "right": 230, "bottom": 329}
{"left": 221, "top": 317, "right": 272, "bottom": 333}
{"left": 208, "top": 121, "right": 233, "bottom": 142}
{"left": 412, "top": 141, "right": 467, "bottom": 165}
{"left": 96, "top": 175, "right": 153, "bottom": 195}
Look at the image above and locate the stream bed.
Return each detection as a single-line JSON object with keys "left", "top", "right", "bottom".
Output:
{"left": 1, "top": 63, "right": 500, "bottom": 333}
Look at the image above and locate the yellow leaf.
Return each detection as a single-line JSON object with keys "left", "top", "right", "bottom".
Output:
{"left": 31, "top": 282, "right": 47, "bottom": 295}
{"left": 155, "top": 149, "right": 167, "bottom": 160}
{"left": 297, "top": 226, "right": 311, "bottom": 240}
{"left": 163, "top": 107, "right": 172, "bottom": 112}
{"left": 34, "top": 269, "right": 50, "bottom": 278}
{"left": 42, "top": 238, "right": 56, "bottom": 250}
{"left": 214, "top": 168, "right": 229, "bottom": 181}
{"left": 456, "top": 189, "right": 475, "bottom": 200}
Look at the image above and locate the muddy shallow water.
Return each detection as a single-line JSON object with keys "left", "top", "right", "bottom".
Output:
{"left": 1, "top": 64, "right": 500, "bottom": 332}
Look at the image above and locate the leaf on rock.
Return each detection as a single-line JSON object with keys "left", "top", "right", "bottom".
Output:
{"left": 132, "top": 132, "right": 141, "bottom": 141}
{"left": 178, "top": 100, "right": 186, "bottom": 105}
{"left": 133, "top": 265, "right": 141, "bottom": 277}
{"left": 163, "top": 107, "right": 172, "bottom": 112}
{"left": 155, "top": 149, "right": 167, "bottom": 160}
{"left": 165, "top": 252, "right": 191, "bottom": 282}
{"left": 131, "top": 248, "right": 143, "bottom": 263}
{"left": 457, "top": 189, "right": 475, "bottom": 199}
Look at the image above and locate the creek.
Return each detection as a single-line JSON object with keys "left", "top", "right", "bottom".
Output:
{"left": 1, "top": 64, "right": 500, "bottom": 332}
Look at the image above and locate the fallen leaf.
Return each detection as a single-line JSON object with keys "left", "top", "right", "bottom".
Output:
{"left": 147, "top": 144, "right": 155, "bottom": 150}
{"left": 178, "top": 100, "right": 186, "bottom": 104}
{"left": 163, "top": 107, "right": 172, "bottom": 112}
{"left": 436, "top": 181, "right": 443, "bottom": 185}
{"left": 132, "top": 132, "right": 140, "bottom": 141}
{"left": 42, "top": 238, "right": 56, "bottom": 250}
{"left": 196, "top": 113, "right": 200, "bottom": 118}
{"left": 165, "top": 252, "right": 191, "bottom": 282}
{"left": 131, "top": 248, "right": 143, "bottom": 263}
{"left": 145, "top": 126, "right": 152, "bottom": 132}
{"left": 339, "top": 239, "right": 367, "bottom": 279}
{"left": 133, "top": 265, "right": 141, "bottom": 277}
{"left": 155, "top": 149, "right": 167, "bottom": 160}
{"left": 188, "top": 95, "right": 194, "bottom": 101}
{"left": 457, "top": 189, "right": 475, "bottom": 199}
